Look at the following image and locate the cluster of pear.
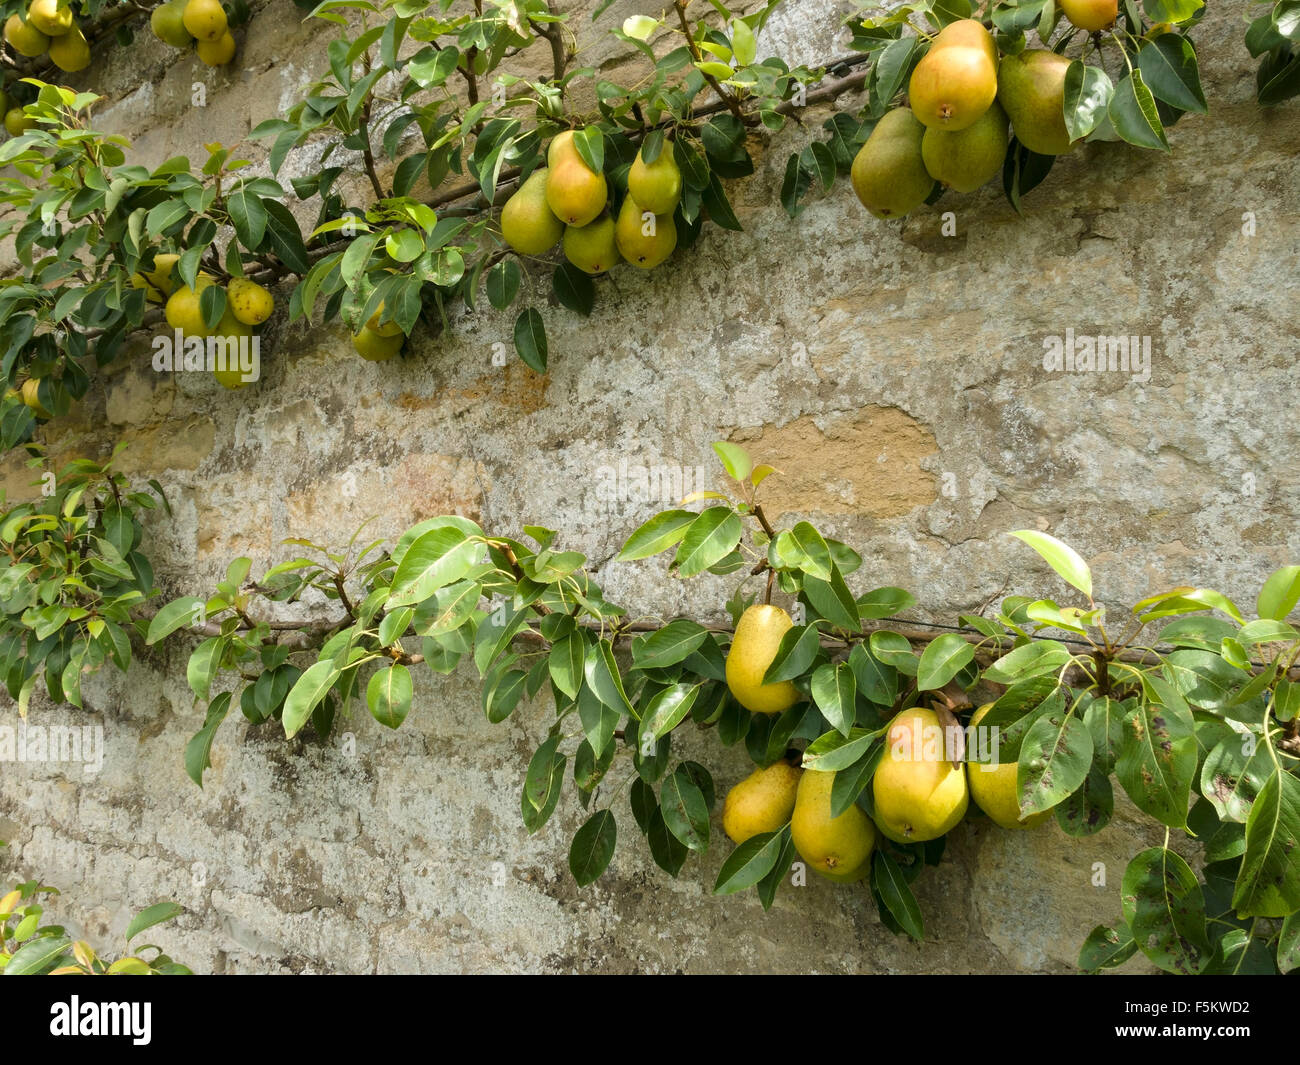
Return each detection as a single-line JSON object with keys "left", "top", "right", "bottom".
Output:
{"left": 721, "top": 604, "right": 1047, "bottom": 885}
{"left": 149, "top": 0, "right": 236, "bottom": 67}
{"left": 500, "top": 128, "right": 682, "bottom": 274}
{"left": 3, "top": 0, "right": 90, "bottom": 72}
{"left": 851, "top": 6, "right": 1116, "bottom": 219}
{"left": 136, "top": 253, "right": 273, "bottom": 388}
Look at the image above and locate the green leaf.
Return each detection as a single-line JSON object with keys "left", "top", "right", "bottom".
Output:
{"left": 674, "top": 506, "right": 743, "bottom": 578}
{"left": 1233, "top": 768, "right": 1300, "bottom": 917}
{"left": 802, "top": 727, "right": 878, "bottom": 772}
{"left": 552, "top": 261, "right": 595, "bottom": 316}
{"left": 1063, "top": 60, "right": 1114, "bottom": 141}
{"left": 982, "top": 640, "right": 1072, "bottom": 684}
{"left": 568, "top": 809, "right": 617, "bottom": 886}
{"left": 633, "top": 619, "right": 709, "bottom": 669}
{"left": 639, "top": 683, "right": 701, "bottom": 743}
{"left": 583, "top": 639, "right": 633, "bottom": 717}
{"left": 917, "top": 633, "right": 974, "bottom": 692}
{"left": 711, "top": 441, "right": 751, "bottom": 481}
{"left": 787, "top": 521, "right": 833, "bottom": 581}
{"left": 1200, "top": 735, "right": 1271, "bottom": 823}
{"left": 145, "top": 596, "right": 203, "bottom": 644}
{"left": 617, "top": 509, "right": 697, "bottom": 561}
{"left": 661, "top": 764, "right": 710, "bottom": 851}
{"left": 1278, "top": 912, "right": 1300, "bottom": 973}
{"left": 388, "top": 526, "right": 480, "bottom": 607}
{"left": 1108, "top": 69, "right": 1169, "bottom": 152}
{"left": 848, "top": 642, "right": 898, "bottom": 706}
{"left": 3, "top": 934, "right": 72, "bottom": 975}
{"left": 486, "top": 258, "right": 520, "bottom": 310}
{"left": 762, "top": 623, "right": 821, "bottom": 684}
{"left": 873, "top": 850, "right": 924, "bottom": 941}
{"left": 282, "top": 659, "right": 340, "bottom": 738}
{"left": 1114, "top": 691, "right": 1196, "bottom": 830}
{"left": 1121, "top": 846, "right": 1210, "bottom": 974}
{"left": 810, "top": 662, "right": 856, "bottom": 737}
{"left": 126, "top": 902, "right": 184, "bottom": 943}
{"left": 367, "top": 663, "right": 412, "bottom": 729}
{"left": 1017, "top": 709, "right": 1093, "bottom": 817}
{"left": 802, "top": 569, "right": 859, "bottom": 632}
{"left": 547, "top": 633, "right": 584, "bottom": 699}
{"left": 714, "top": 829, "right": 786, "bottom": 895}
{"left": 1258, "top": 565, "right": 1300, "bottom": 621}
{"left": 1008, "top": 530, "right": 1092, "bottom": 598}
{"left": 184, "top": 692, "right": 231, "bottom": 788}
{"left": 513, "top": 308, "right": 547, "bottom": 371}
{"left": 1078, "top": 924, "right": 1138, "bottom": 972}
{"left": 1137, "top": 34, "right": 1207, "bottom": 114}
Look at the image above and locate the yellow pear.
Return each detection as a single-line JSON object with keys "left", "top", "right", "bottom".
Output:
{"left": 627, "top": 144, "right": 682, "bottom": 215}
{"left": 967, "top": 703, "right": 1051, "bottom": 829}
{"left": 20, "top": 378, "right": 50, "bottom": 418}
{"left": 921, "top": 100, "right": 1009, "bottom": 193}
{"left": 908, "top": 19, "right": 999, "bottom": 132}
{"left": 48, "top": 24, "right": 89, "bottom": 71}
{"left": 150, "top": 0, "right": 193, "bottom": 48}
{"left": 182, "top": 0, "right": 226, "bottom": 41}
{"left": 500, "top": 169, "right": 564, "bottom": 255}
{"left": 545, "top": 129, "right": 607, "bottom": 227}
{"left": 791, "top": 769, "right": 876, "bottom": 882}
{"left": 4, "top": 107, "right": 35, "bottom": 137}
{"left": 210, "top": 308, "right": 254, "bottom": 389}
{"left": 142, "top": 253, "right": 180, "bottom": 298}
{"left": 227, "top": 278, "right": 273, "bottom": 324}
{"left": 562, "top": 214, "right": 619, "bottom": 275}
{"left": 614, "top": 195, "right": 676, "bottom": 270}
{"left": 850, "top": 107, "right": 934, "bottom": 220}
{"left": 872, "top": 707, "right": 969, "bottom": 843}
{"left": 196, "top": 30, "right": 235, "bottom": 66}
{"left": 725, "top": 604, "right": 800, "bottom": 715}
{"left": 163, "top": 278, "right": 214, "bottom": 336}
{"left": 722, "top": 762, "right": 802, "bottom": 844}
{"left": 4, "top": 13, "right": 49, "bottom": 56}
{"left": 26, "top": 0, "right": 72, "bottom": 37}
{"left": 351, "top": 324, "right": 403, "bottom": 361}
{"left": 364, "top": 302, "right": 403, "bottom": 337}
{"left": 1060, "top": 0, "right": 1117, "bottom": 32}
{"left": 996, "top": 49, "right": 1076, "bottom": 156}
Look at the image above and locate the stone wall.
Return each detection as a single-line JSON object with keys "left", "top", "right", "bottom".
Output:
{"left": 1, "top": 0, "right": 1297, "bottom": 973}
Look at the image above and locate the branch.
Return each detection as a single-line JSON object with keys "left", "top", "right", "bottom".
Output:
{"left": 674, "top": 0, "right": 746, "bottom": 123}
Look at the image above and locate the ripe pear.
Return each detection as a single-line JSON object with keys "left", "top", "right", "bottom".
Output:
{"left": 562, "top": 214, "right": 619, "bottom": 275}
{"left": 997, "top": 49, "right": 1077, "bottom": 156}
{"left": 725, "top": 604, "right": 800, "bottom": 715}
{"left": 142, "top": 253, "right": 180, "bottom": 298}
{"left": 150, "top": 0, "right": 193, "bottom": 47}
{"left": 352, "top": 324, "right": 403, "bottom": 361}
{"left": 628, "top": 144, "right": 682, "bottom": 215}
{"left": 921, "top": 99, "right": 1009, "bottom": 193}
{"left": 872, "top": 707, "right": 969, "bottom": 843}
{"left": 48, "top": 24, "right": 89, "bottom": 71}
{"left": 722, "top": 762, "right": 802, "bottom": 844}
{"left": 850, "top": 108, "right": 935, "bottom": 220}
{"left": 364, "top": 302, "right": 403, "bottom": 338}
{"left": 20, "top": 378, "right": 50, "bottom": 418}
{"left": 4, "top": 13, "right": 48, "bottom": 56}
{"left": 227, "top": 278, "right": 273, "bottom": 324}
{"left": 4, "top": 107, "right": 35, "bottom": 137}
{"left": 182, "top": 0, "right": 227, "bottom": 41}
{"left": 196, "top": 30, "right": 235, "bottom": 66}
{"left": 1060, "top": 0, "right": 1117, "bottom": 32}
{"left": 908, "top": 19, "right": 998, "bottom": 132}
{"left": 791, "top": 769, "right": 876, "bottom": 882}
{"left": 210, "top": 308, "right": 254, "bottom": 389}
{"left": 545, "top": 129, "right": 607, "bottom": 227}
{"left": 27, "top": 0, "right": 71, "bottom": 37}
{"left": 614, "top": 196, "right": 676, "bottom": 270}
{"left": 967, "top": 703, "right": 1051, "bottom": 830}
{"left": 500, "top": 169, "right": 564, "bottom": 255}
{"left": 164, "top": 278, "right": 214, "bottom": 337}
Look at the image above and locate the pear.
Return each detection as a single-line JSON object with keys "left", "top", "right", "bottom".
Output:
{"left": 26, "top": 0, "right": 72, "bottom": 37}
{"left": 364, "top": 302, "right": 403, "bottom": 338}
{"left": 545, "top": 129, "right": 608, "bottom": 228}
{"left": 628, "top": 144, "right": 682, "bottom": 215}
{"left": 227, "top": 278, "right": 273, "bottom": 325}
{"left": 872, "top": 707, "right": 969, "bottom": 843}
{"left": 908, "top": 19, "right": 998, "bottom": 132}
{"left": 164, "top": 278, "right": 215, "bottom": 337}
{"left": 352, "top": 324, "right": 403, "bottom": 361}
{"left": 182, "top": 0, "right": 227, "bottom": 41}
{"left": 967, "top": 704, "right": 1052, "bottom": 830}
{"left": 142, "top": 253, "right": 181, "bottom": 297}
{"left": 20, "top": 378, "right": 51, "bottom": 418}
{"left": 791, "top": 769, "right": 876, "bottom": 882}
{"left": 725, "top": 605, "right": 801, "bottom": 715}
{"left": 722, "top": 762, "right": 802, "bottom": 844}
{"left": 210, "top": 308, "right": 254, "bottom": 389}
{"left": 500, "top": 169, "right": 564, "bottom": 255}
{"left": 997, "top": 49, "right": 1076, "bottom": 156}
{"left": 48, "top": 23, "right": 89, "bottom": 72}
{"left": 4, "top": 107, "right": 35, "bottom": 137}
{"left": 150, "top": 0, "right": 194, "bottom": 48}
{"left": 197, "top": 30, "right": 236, "bottom": 66}
{"left": 562, "top": 214, "right": 620, "bottom": 275}
{"left": 614, "top": 196, "right": 676, "bottom": 270}
{"left": 850, "top": 108, "right": 935, "bottom": 220}
{"left": 921, "top": 100, "right": 1009, "bottom": 193}
{"left": 1060, "top": 0, "right": 1117, "bottom": 32}
{"left": 4, "top": 13, "right": 49, "bottom": 56}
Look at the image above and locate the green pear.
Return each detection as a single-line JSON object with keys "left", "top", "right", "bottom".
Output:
{"left": 562, "top": 214, "right": 620, "bottom": 275}
{"left": 500, "top": 169, "right": 564, "bottom": 255}
{"left": 997, "top": 49, "right": 1077, "bottom": 156}
{"left": 908, "top": 19, "right": 998, "bottom": 132}
{"left": 725, "top": 605, "right": 800, "bottom": 714}
{"left": 850, "top": 108, "right": 935, "bottom": 220}
{"left": 150, "top": 0, "right": 194, "bottom": 48}
{"left": 628, "top": 144, "right": 682, "bottom": 215}
{"left": 921, "top": 100, "right": 1009, "bottom": 193}
{"left": 872, "top": 707, "right": 969, "bottom": 843}
{"left": 791, "top": 770, "right": 876, "bottom": 882}
{"left": 546, "top": 129, "right": 608, "bottom": 228}
{"left": 722, "top": 762, "right": 802, "bottom": 844}
{"left": 614, "top": 196, "right": 676, "bottom": 269}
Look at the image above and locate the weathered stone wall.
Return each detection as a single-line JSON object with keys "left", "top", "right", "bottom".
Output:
{"left": 1, "top": 0, "right": 1297, "bottom": 973}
